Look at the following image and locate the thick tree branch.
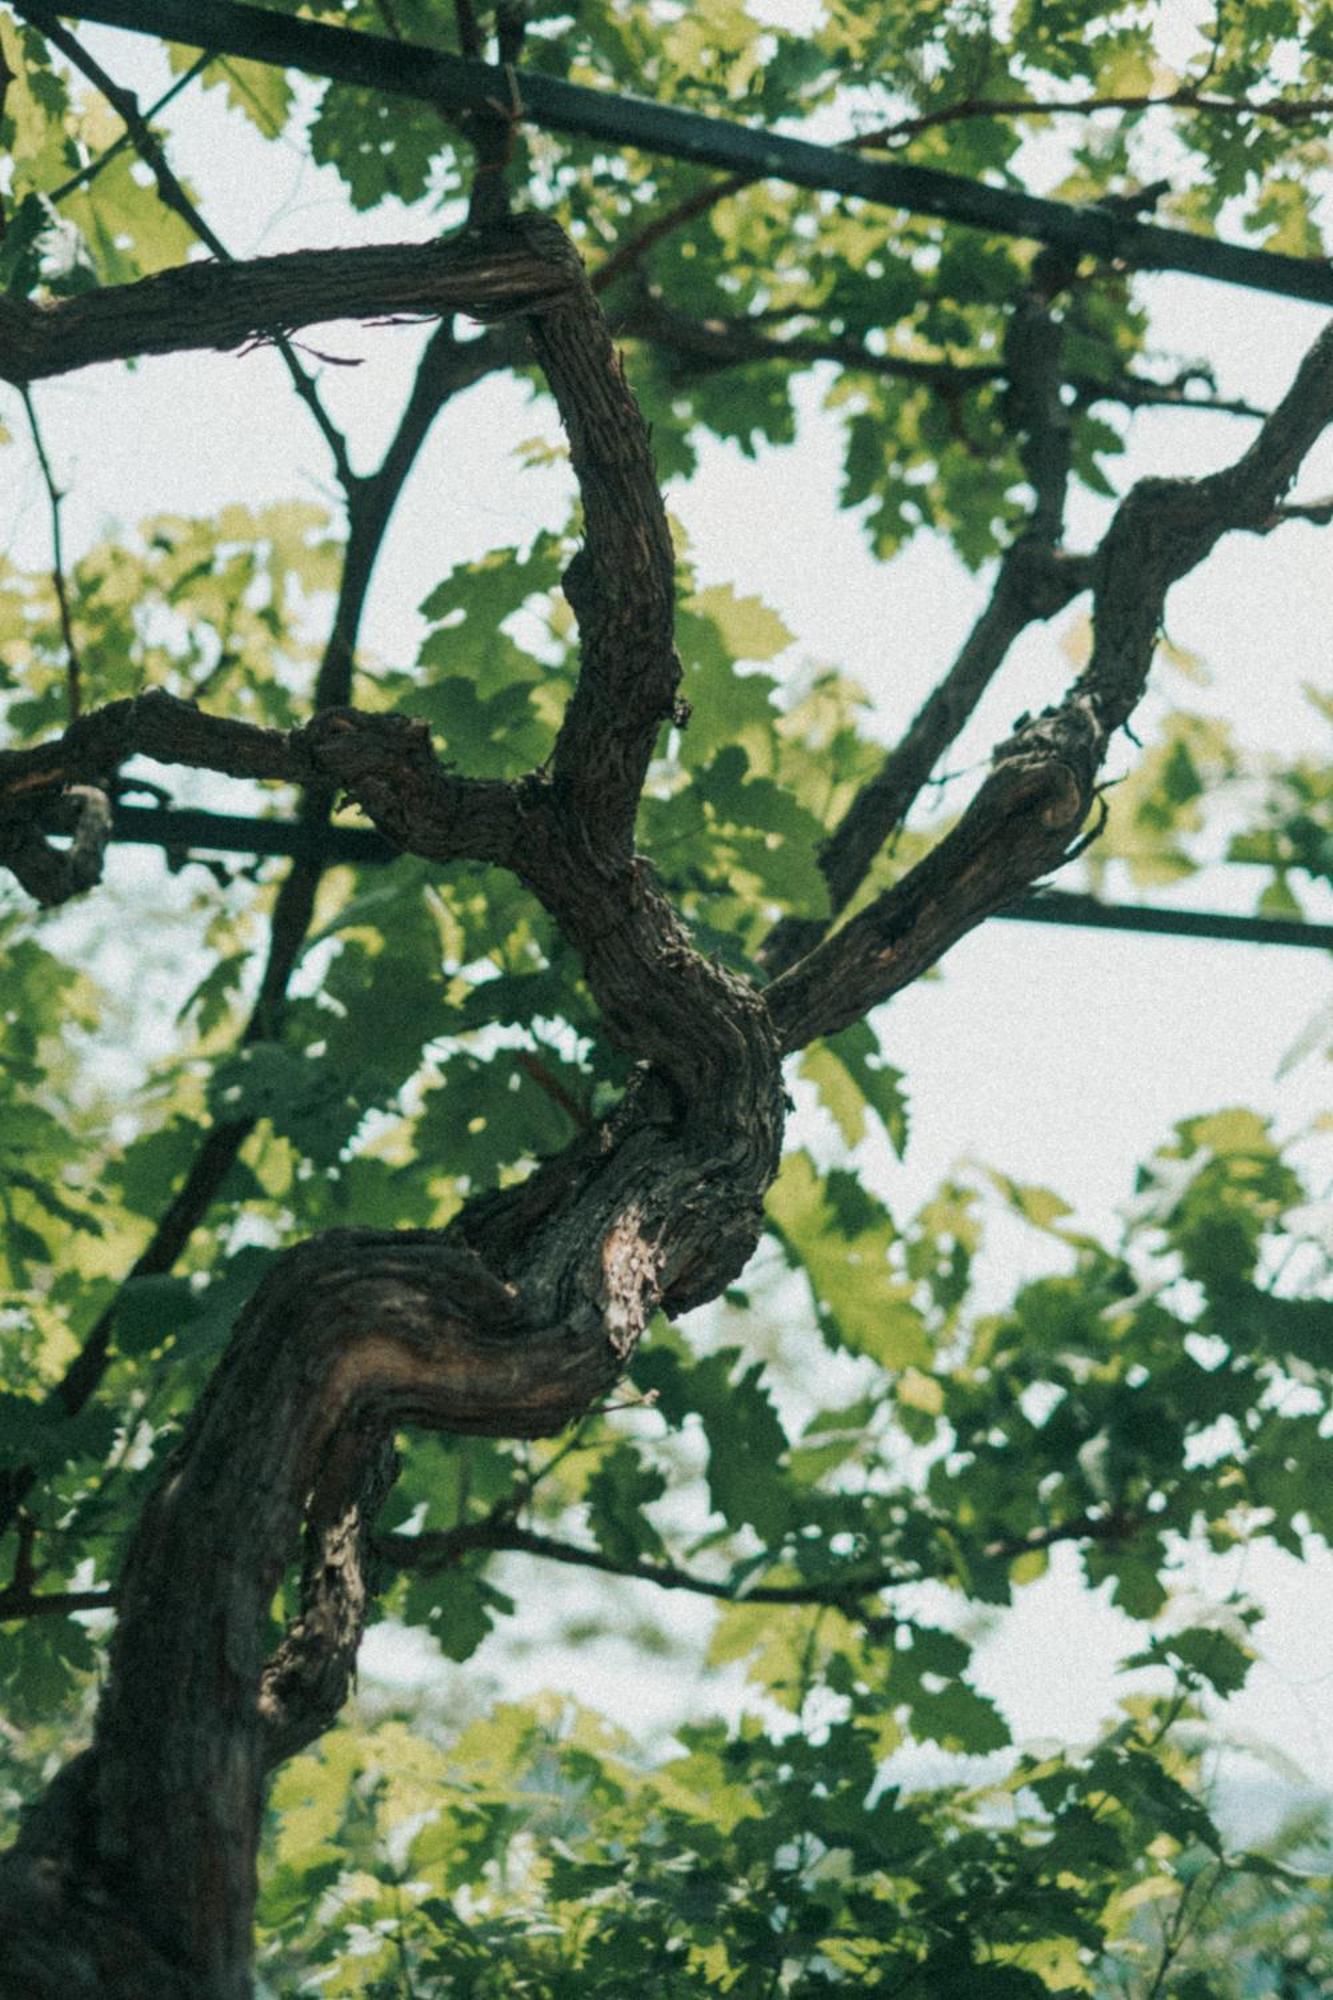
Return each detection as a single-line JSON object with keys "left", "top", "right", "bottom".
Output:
{"left": 1, "top": 693, "right": 782, "bottom": 1187}
{"left": 764, "top": 259, "right": 1088, "bottom": 976}
{"left": 33, "top": 0, "right": 1333, "bottom": 308}
{"left": 521, "top": 234, "right": 683, "bottom": 851}
{"left": 0, "top": 222, "right": 619, "bottom": 1581}
{"left": 1, "top": 222, "right": 518, "bottom": 1524}
{"left": 764, "top": 316, "right": 1333, "bottom": 1049}
{"left": 30, "top": 967, "right": 781, "bottom": 1986}
{"left": 0, "top": 322, "right": 519, "bottom": 1538}
{"left": 0, "top": 691, "right": 523, "bottom": 887}
{"left": 0, "top": 228, "right": 574, "bottom": 384}
{"left": 4, "top": 207, "right": 788, "bottom": 1991}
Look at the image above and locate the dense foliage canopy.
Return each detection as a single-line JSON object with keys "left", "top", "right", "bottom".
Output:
{"left": 0, "top": 1, "right": 1331, "bottom": 1995}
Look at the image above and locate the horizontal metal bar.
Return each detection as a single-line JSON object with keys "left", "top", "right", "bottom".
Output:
{"left": 107, "top": 804, "right": 1333, "bottom": 950}
{"left": 50, "top": 0, "right": 1333, "bottom": 309}
{"left": 115, "top": 801, "right": 398, "bottom": 865}
{"left": 992, "top": 889, "right": 1333, "bottom": 952}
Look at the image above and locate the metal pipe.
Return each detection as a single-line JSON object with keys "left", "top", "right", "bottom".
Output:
{"left": 49, "top": 0, "right": 1333, "bottom": 308}
{"left": 105, "top": 803, "right": 1333, "bottom": 950}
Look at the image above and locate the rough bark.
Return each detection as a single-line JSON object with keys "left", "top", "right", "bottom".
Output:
{"left": 0, "top": 210, "right": 784, "bottom": 2000}
{"left": 3, "top": 196, "right": 1333, "bottom": 2000}
{"left": 765, "top": 314, "right": 1333, "bottom": 1045}
{"left": 0, "top": 228, "right": 570, "bottom": 384}
{"left": 761, "top": 254, "right": 1092, "bottom": 978}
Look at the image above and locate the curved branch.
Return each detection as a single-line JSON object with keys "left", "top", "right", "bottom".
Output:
{"left": 0, "top": 690, "right": 520, "bottom": 868}
{"left": 763, "top": 262, "right": 1089, "bottom": 976}
{"left": 0, "top": 782, "right": 111, "bottom": 905}
{"left": 765, "top": 316, "right": 1333, "bottom": 1050}
{"left": 3, "top": 214, "right": 788, "bottom": 1991}
{"left": 17, "top": 994, "right": 780, "bottom": 1985}
{"left": 0, "top": 322, "right": 519, "bottom": 1540}
{"left": 525, "top": 235, "right": 682, "bottom": 850}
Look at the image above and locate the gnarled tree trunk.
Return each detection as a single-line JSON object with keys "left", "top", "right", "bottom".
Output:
{"left": 4, "top": 186, "right": 1333, "bottom": 1999}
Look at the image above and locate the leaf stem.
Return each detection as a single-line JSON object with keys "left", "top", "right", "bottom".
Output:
{"left": 19, "top": 383, "right": 82, "bottom": 720}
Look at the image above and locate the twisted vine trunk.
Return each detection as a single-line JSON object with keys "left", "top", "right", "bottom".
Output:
{"left": 0, "top": 212, "right": 787, "bottom": 1996}
{"left": 4, "top": 157, "right": 1332, "bottom": 2000}
{"left": 0, "top": 942, "right": 784, "bottom": 1997}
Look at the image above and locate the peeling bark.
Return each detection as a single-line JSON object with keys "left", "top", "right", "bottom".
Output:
{"left": 0, "top": 209, "right": 784, "bottom": 1999}
{"left": 3, "top": 192, "right": 1333, "bottom": 2000}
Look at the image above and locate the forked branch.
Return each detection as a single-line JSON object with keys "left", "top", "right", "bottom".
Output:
{"left": 766, "top": 316, "right": 1333, "bottom": 1048}
{"left": 3, "top": 214, "right": 786, "bottom": 1996}
{"left": 763, "top": 252, "right": 1089, "bottom": 975}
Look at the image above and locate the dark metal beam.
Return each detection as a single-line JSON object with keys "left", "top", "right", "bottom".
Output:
{"left": 114, "top": 801, "right": 397, "bottom": 866}
{"left": 106, "top": 804, "right": 1333, "bottom": 951}
{"left": 990, "top": 890, "right": 1333, "bottom": 953}
{"left": 48, "top": 0, "right": 1333, "bottom": 309}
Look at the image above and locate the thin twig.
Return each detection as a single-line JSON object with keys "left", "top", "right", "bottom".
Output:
{"left": 1142, "top": 1858, "right": 1225, "bottom": 2000}
{"left": 761, "top": 251, "right": 1087, "bottom": 975}
{"left": 381, "top": 1506, "right": 1138, "bottom": 1607}
{"left": 593, "top": 172, "right": 749, "bottom": 294}
{"left": 386, "top": 1518, "right": 917, "bottom": 1602}
{"left": 0, "top": 1511, "right": 114, "bottom": 1619}
{"left": 46, "top": 54, "right": 211, "bottom": 208}
{"left": 21, "top": 5, "right": 358, "bottom": 492}
{"left": 620, "top": 280, "right": 1266, "bottom": 422}
{"left": 19, "top": 384, "right": 82, "bottom": 720}
{"left": 515, "top": 1047, "right": 591, "bottom": 1129}
{"left": 858, "top": 85, "right": 1333, "bottom": 149}
{"left": 1259, "top": 493, "right": 1333, "bottom": 528}
{"left": 0, "top": 31, "right": 13, "bottom": 241}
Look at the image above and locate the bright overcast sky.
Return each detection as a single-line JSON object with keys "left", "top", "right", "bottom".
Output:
{"left": 3, "top": 18, "right": 1331, "bottom": 1800}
